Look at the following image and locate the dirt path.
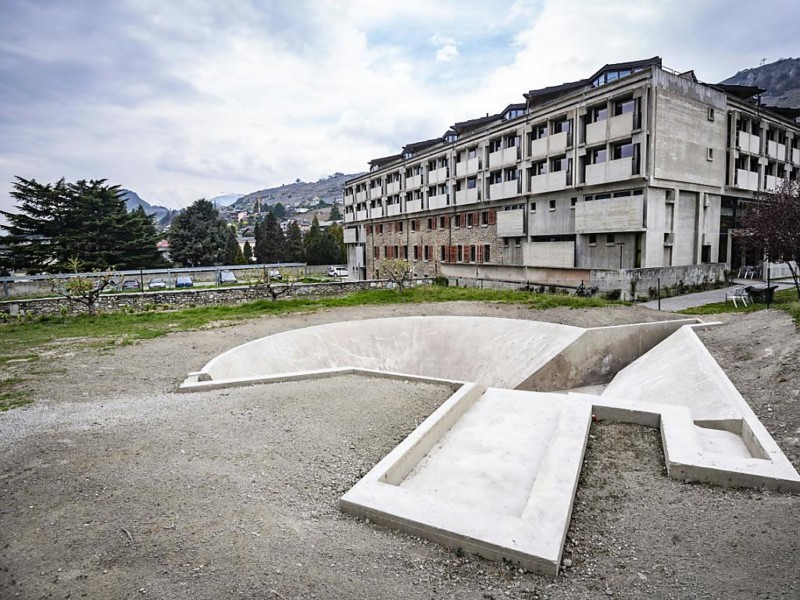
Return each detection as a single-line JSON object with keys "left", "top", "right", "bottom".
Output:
{"left": 1, "top": 302, "right": 798, "bottom": 599}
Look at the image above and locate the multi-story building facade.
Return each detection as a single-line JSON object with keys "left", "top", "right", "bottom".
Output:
{"left": 343, "top": 58, "right": 800, "bottom": 294}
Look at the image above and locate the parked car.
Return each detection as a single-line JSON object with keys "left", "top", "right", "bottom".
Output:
{"left": 175, "top": 276, "right": 193, "bottom": 288}
{"left": 218, "top": 270, "right": 237, "bottom": 284}
{"left": 121, "top": 279, "right": 140, "bottom": 290}
{"left": 148, "top": 278, "right": 167, "bottom": 290}
{"left": 330, "top": 267, "right": 349, "bottom": 277}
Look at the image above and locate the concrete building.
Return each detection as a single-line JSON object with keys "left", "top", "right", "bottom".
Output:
{"left": 342, "top": 57, "right": 800, "bottom": 296}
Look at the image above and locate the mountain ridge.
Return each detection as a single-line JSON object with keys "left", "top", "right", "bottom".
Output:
{"left": 720, "top": 57, "right": 800, "bottom": 108}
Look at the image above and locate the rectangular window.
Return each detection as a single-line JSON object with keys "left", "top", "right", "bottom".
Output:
{"left": 366, "top": 224, "right": 373, "bottom": 235}
{"left": 411, "top": 219, "right": 416, "bottom": 232}
{"left": 530, "top": 202, "right": 537, "bottom": 213}
{"left": 466, "top": 176, "right": 477, "bottom": 189}
{"left": 374, "top": 246, "right": 380, "bottom": 259}
{"left": 467, "top": 147, "right": 478, "bottom": 159}
{"left": 589, "top": 146, "right": 607, "bottom": 164}
{"left": 439, "top": 216, "right": 446, "bottom": 228}
{"left": 377, "top": 224, "right": 383, "bottom": 234}
{"left": 457, "top": 245, "right": 463, "bottom": 262}
{"left": 550, "top": 156, "right": 568, "bottom": 172}
{"left": 453, "top": 214, "right": 461, "bottom": 228}
{"left": 612, "top": 141, "right": 635, "bottom": 160}
{"left": 481, "top": 211, "right": 489, "bottom": 225}
{"left": 589, "top": 234, "right": 597, "bottom": 246}
{"left": 490, "top": 171, "right": 502, "bottom": 184}
{"left": 549, "top": 199, "right": 556, "bottom": 211}
{"left": 590, "top": 104, "right": 608, "bottom": 122}
{"left": 532, "top": 160, "right": 547, "bottom": 175}
{"left": 504, "top": 167, "right": 517, "bottom": 180}
{"left": 707, "top": 107, "right": 715, "bottom": 121}
{"left": 570, "top": 197, "right": 577, "bottom": 208}
{"left": 440, "top": 246, "right": 447, "bottom": 261}
{"left": 606, "top": 233, "right": 616, "bottom": 246}
{"left": 384, "top": 245, "right": 389, "bottom": 259}
{"left": 467, "top": 213, "right": 474, "bottom": 227}
{"left": 707, "top": 148, "right": 714, "bottom": 161}
{"left": 532, "top": 122, "right": 548, "bottom": 139}
{"left": 413, "top": 246, "right": 419, "bottom": 260}
{"left": 424, "top": 246, "right": 430, "bottom": 261}
{"left": 483, "top": 244, "right": 491, "bottom": 262}
{"left": 489, "top": 138, "right": 502, "bottom": 152}
{"left": 470, "top": 245, "right": 476, "bottom": 262}
{"left": 427, "top": 217, "right": 434, "bottom": 230}
{"left": 614, "top": 98, "right": 635, "bottom": 116}
{"left": 397, "top": 221, "right": 404, "bottom": 233}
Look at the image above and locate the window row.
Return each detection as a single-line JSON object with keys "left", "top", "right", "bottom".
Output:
{"left": 375, "top": 244, "right": 492, "bottom": 264}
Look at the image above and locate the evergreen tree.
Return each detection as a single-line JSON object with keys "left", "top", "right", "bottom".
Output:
{"left": 234, "top": 244, "right": 247, "bottom": 265}
{"left": 222, "top": 225, "right": 240, "bottom": 265}
{"left": 167, "top": 199, "right": 227, "bottom": 267}
{"left": 255, "top": 212, "right": 285, "bottom": 263}
{"left": 303, "top": 216, "right": 325, "bottom": 265}
{"left": 284, "top": 221, "right": 304, "bottom": 262}
{"left": 329, "top": 204, "right": 342, "bottom": 221}
{"left": 243, "top": 240, "right": 253, "bottom": 263}
{"left": 326, "top": 223, "right": 346, "bottom": 262}
{"left": 0, "top": 177, "right": 166, "bottom": 273}
{"left": 271, "top": 202, "right": 287, "bottom": 220}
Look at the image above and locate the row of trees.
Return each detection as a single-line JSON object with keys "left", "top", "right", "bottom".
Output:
{"left": 166, "top": 199, "right": 345, "bottom": 267}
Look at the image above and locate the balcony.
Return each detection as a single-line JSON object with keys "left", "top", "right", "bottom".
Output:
{"left": 344, "top": 194, "right": 355, "bottom": 207}
{"left": 454, "top": 187, "right": 480, "bottom": 205}
{"left": 428, "top": 193, "right": 450, "bottom": 210}
{"left": 585, "top": 120, "right": 607, "bottom": 146}
{"left": 549, "top": 131, "right": 568, "bottom": 154}
{"left": 735, "top": 169, "right": 759, "bottom": 191}
{"left": 428, "top": 166, "right": 449, "bottom": 184}
{"left": 529, "top": 171, "right": 570, "bottom": 195}
{"left": 793, "top": 148, "right": 800, "bottom": 166}
{"left": 406, "top": 174, "right": 424, "bottom": 188}
{"left": 355, "top": 209, "right": 368, "bottom": 221}
{"left": 386, "top": 180, "right": 401, "bottom": 194}
{"left": 369, "top": 187, "right": 383, "bottom": 200}
{"left": 386, "top": 202, "right": 402, "bottom": 217}
{"left": 767, "top": 141, "right": 787, "bottom": 160}
{"left": 343, "top": 227, "right": 357, "bottom": 244}
{"left": 496, "top": 209, "right": 525, "bottom": 237}
{"left": 455, "top": 157, "right": 481, "bottom": 177}
{"left": 488, "top": 145, "right": 520, "bottom": 169}
{"left": 574, "top": 195, "right": 645, "bottom": 233}
{"left": 529, "top": 137, "right": 548, "bottom": 159}
{"left": 355, "top": 190, "right": 368, "bottom": 203}
{"left": 488, "top": 180, "right": 519, "bottom": 201}
{"left": 585, "top": 158, "right": 635, "bottom": 186}
{"left": 737, "top": 131, "right": 760, "bottom": 154}
{"left": 406, "top": 198, "right": 425, "bottom": 213}
{"left": 609, "top": 112, "right": 634, "bottom": 139}
{"left": 765, "top": 175, "right": 781, "bottom": 191}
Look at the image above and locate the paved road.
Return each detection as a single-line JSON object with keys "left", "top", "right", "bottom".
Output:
{"left": 641, "top": 279, "right": 795, "bottom": 312}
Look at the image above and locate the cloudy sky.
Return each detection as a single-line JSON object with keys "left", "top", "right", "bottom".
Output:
{"left": 1, "top": 0, "right": 797, "bottom": 216}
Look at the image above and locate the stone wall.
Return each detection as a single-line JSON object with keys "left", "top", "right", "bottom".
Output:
{"left": 0, "top": 280, "right": 401, "bottom": 317}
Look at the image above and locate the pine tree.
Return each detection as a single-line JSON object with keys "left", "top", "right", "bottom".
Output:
{"left": 256, "top": 212, "right": 285, "bottom": 263}
{"left": 303, "top": 216, "right": 325, "bottom": 265}
{"left": 167, "top": 199, "right": 227, "bottom": 267}
{"left": 284, "top": 221, "right": 304, "bottom": 262}
{"left": 329, "top": 204, "right": 342, "bottom": 221}
{"left": 0, "top": 177, "right": 166, "bottom": 273}
{"left": 243, "top": 240, "right": 253, "bottom": 263}
{"left": 222, "top": 225, "right": 240, "bottom": 265}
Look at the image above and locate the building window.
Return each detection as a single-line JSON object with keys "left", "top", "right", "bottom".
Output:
{"left": 612, "top": 141, "right": 635, "bottom": 160}
{"left": 550, "top": 155, "right": 568, "bottom": 172}
{"left": 467, "top": 177, "right": 477, "bottom": 189}
{"left": 532, "top": 160, "right": 547, "bottom": 176}
{"left": 483, "top": 244, "right": 491, "bottom": 262}
{"left": 467, "top": 213, "right": 474, "bottom": 227}
{"left": 457, "top": 245, "right": 463, "bottom": 262}
{"left": 570, "top": 197, "right": 577, "bottom": 209}
{"left": 549, "top": 199, "right": 556, "bottom": 211}
{"left": 530, "top": 202, "right": 537, "bottom": 213}
{"left": 606, "top": 233, "right": 616, "bottom": 246}
{"left": 427, "top": 217, "right": 434, "bottom": 230}
{"left": 531, "top": 122, "right": 548, "bottom": 139}
{"left": 489, "top": 138, "right": 502, "bottom": 153}
{"left": 377, "top": 224, "right": 383, "bottom": 234}
{"left": 707, "top": 107, "right": 715, "bottom": 121}
{"left": 707, "top": 148, "right": 714, "bottom": 161}
{"left": 481, "top": 211, "right": 489, "bottom": 225}
{"left": 490, "top": 170, "right": 503, "bottom": 184}
{"left": 589, "top": 146, "right": 607, "bottom": 164}
{"left": 470, "top": 245, "right": 476, "bottom": 262}
{"left": 413, "top": 246, "right": 420, "bottom": 260}
{"left": 397, "top": 221, "right": 403, "bottom": 233}
{"left": 504, "top": 167, "right": 517, "bottom": 180}
{"left": 424, "top": 246, "right": 430, "bottom": 261}
{"left": 374, "top": 246, "right": 380, "bottom": 259}
{"left": 410, "top": 219, "right": 416, "bottom": 232}
{"left": 453, "top": 214, "right": 461, "bottom": 228}
{"left": 366, "top": 224, "right": 373, "bottom": 235}
{"left": 589, "top": 104, "right": 608, "bottom": 123}
{"left": 589, "top": 234, "right": 597, "bottom": 246}
{"left": 440, "top": 246, "right": 447, "bottom": 261}
{"left": 614, "top": 98, "right": 635, "bottom": 116}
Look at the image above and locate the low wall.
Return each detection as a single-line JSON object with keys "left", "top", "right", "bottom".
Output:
{"left": 0, "top": 279, "right": 402, "bottom": 317}
{"left": 590, "top": 263, "right": 728, "bottom": 300}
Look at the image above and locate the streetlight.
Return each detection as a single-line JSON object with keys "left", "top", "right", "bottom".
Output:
{"left": 617, "top": 241, "right": 625, "bottom": 269}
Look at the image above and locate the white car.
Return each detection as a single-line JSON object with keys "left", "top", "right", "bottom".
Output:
{"left": 328, "top": 267, "right": 349, "bottom": 277}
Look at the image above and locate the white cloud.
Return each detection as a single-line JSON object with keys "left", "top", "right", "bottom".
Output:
{"left": 431, "top": 34, "right": 459, "bottom": 62}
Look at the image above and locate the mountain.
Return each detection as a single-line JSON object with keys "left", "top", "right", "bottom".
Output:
{"left": 209, "top": 193, "right": 243, "bottom": 207}
{"left": 233, "top": 172, "right": 363, "bottom": 212}
{"left": 720, "top": 57, "right": 800, "bottom": 108}
{"left": 120, "top": 189, "right": 174, "bottom": 229}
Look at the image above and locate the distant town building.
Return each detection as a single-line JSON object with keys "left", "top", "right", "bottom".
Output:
{"left": 342, "top": 57, "right": 800, "bottom": 295}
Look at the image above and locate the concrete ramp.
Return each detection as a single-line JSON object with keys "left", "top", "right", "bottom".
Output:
{"left": 186, "top": 317, "right": 585, "bottom": 389}
{"left": 603, "top": 326, "right": 743, "bottom": 421}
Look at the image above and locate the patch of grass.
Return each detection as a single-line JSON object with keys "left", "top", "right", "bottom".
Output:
{"left": 0, "top": 377, "right": 31, "bottom": 411}
{"left": 679, "top": 288, "right": 800, "bottom": 324}
{"left": 0, "top": 286, "right": 615, "bottom": 359}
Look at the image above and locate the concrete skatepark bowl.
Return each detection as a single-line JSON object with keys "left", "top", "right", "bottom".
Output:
{"left": 181, "top": 316, "right": 800, "bottom": 578}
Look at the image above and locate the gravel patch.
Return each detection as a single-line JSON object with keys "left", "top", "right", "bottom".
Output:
{"left": 1, "top": 302, "right": 798, "bottom": 599}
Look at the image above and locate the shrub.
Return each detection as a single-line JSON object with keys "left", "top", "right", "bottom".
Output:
{"left": 604, "top": 288, "right": 622, "bottom": 301}
{"left": 432, "top": 275, "right": 448, "bottom": 287}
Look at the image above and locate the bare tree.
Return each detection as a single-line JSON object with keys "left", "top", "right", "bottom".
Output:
{"left": 247, "top": 267, "right": 302, "bottom": 301}
{"left": 378, "top": 258, "right": 413, "bottom": 293}
{"left": 739, "top": 180, "right": 800, "bottom": 300}
{"left": 49, "top": 257, "right": 118, "bottom": 316}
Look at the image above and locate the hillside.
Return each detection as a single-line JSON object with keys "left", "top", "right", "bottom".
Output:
{"left": 120, "top": 189, "right": 174, "bottom": 229}
{"left": 233, "top": 172, "right": 362, "bottom": 212}
{"left": 721, "top": 57, "right": 800, "bottom": 107}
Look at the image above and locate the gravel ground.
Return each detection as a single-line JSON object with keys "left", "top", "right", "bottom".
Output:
{"left": 1, "top": 301, "right": 798, "bottom": 599}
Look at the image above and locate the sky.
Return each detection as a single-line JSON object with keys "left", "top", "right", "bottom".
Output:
{"left": 1, "top": 0, "right": 798, "bottom": 217}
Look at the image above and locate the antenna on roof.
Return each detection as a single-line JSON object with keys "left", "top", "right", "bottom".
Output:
{"left": 760, "top": 57, "right": 767, "bottom": 66}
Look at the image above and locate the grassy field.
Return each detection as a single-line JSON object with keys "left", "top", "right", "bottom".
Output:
{"left": 679, "top": 287, "right": 800, "bottom": 324}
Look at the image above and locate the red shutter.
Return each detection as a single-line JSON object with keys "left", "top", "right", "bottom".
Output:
{"left": 473, "top": 211, "right": 479, "bottom": 227}
{"left": 429, "top": 245, "right": 434, "bottom": 261}
{"left": 432, "top": 218, "right": 437, "bottom": 230}
{"left": 477, "top": 245, "right": 484, "bottom": 263}
{"left": 449, "top": 246, "right": 457, "bottom": 263}
{"left": 488, "top": 209, "right": 496, "bottom": 225}
{"left": 366, "top": 224, "right": 372, "bottom": 235}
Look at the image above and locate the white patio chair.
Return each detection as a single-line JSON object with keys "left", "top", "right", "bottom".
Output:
{"left": 725, "top": 287, "right": 750, "bottom": 307}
